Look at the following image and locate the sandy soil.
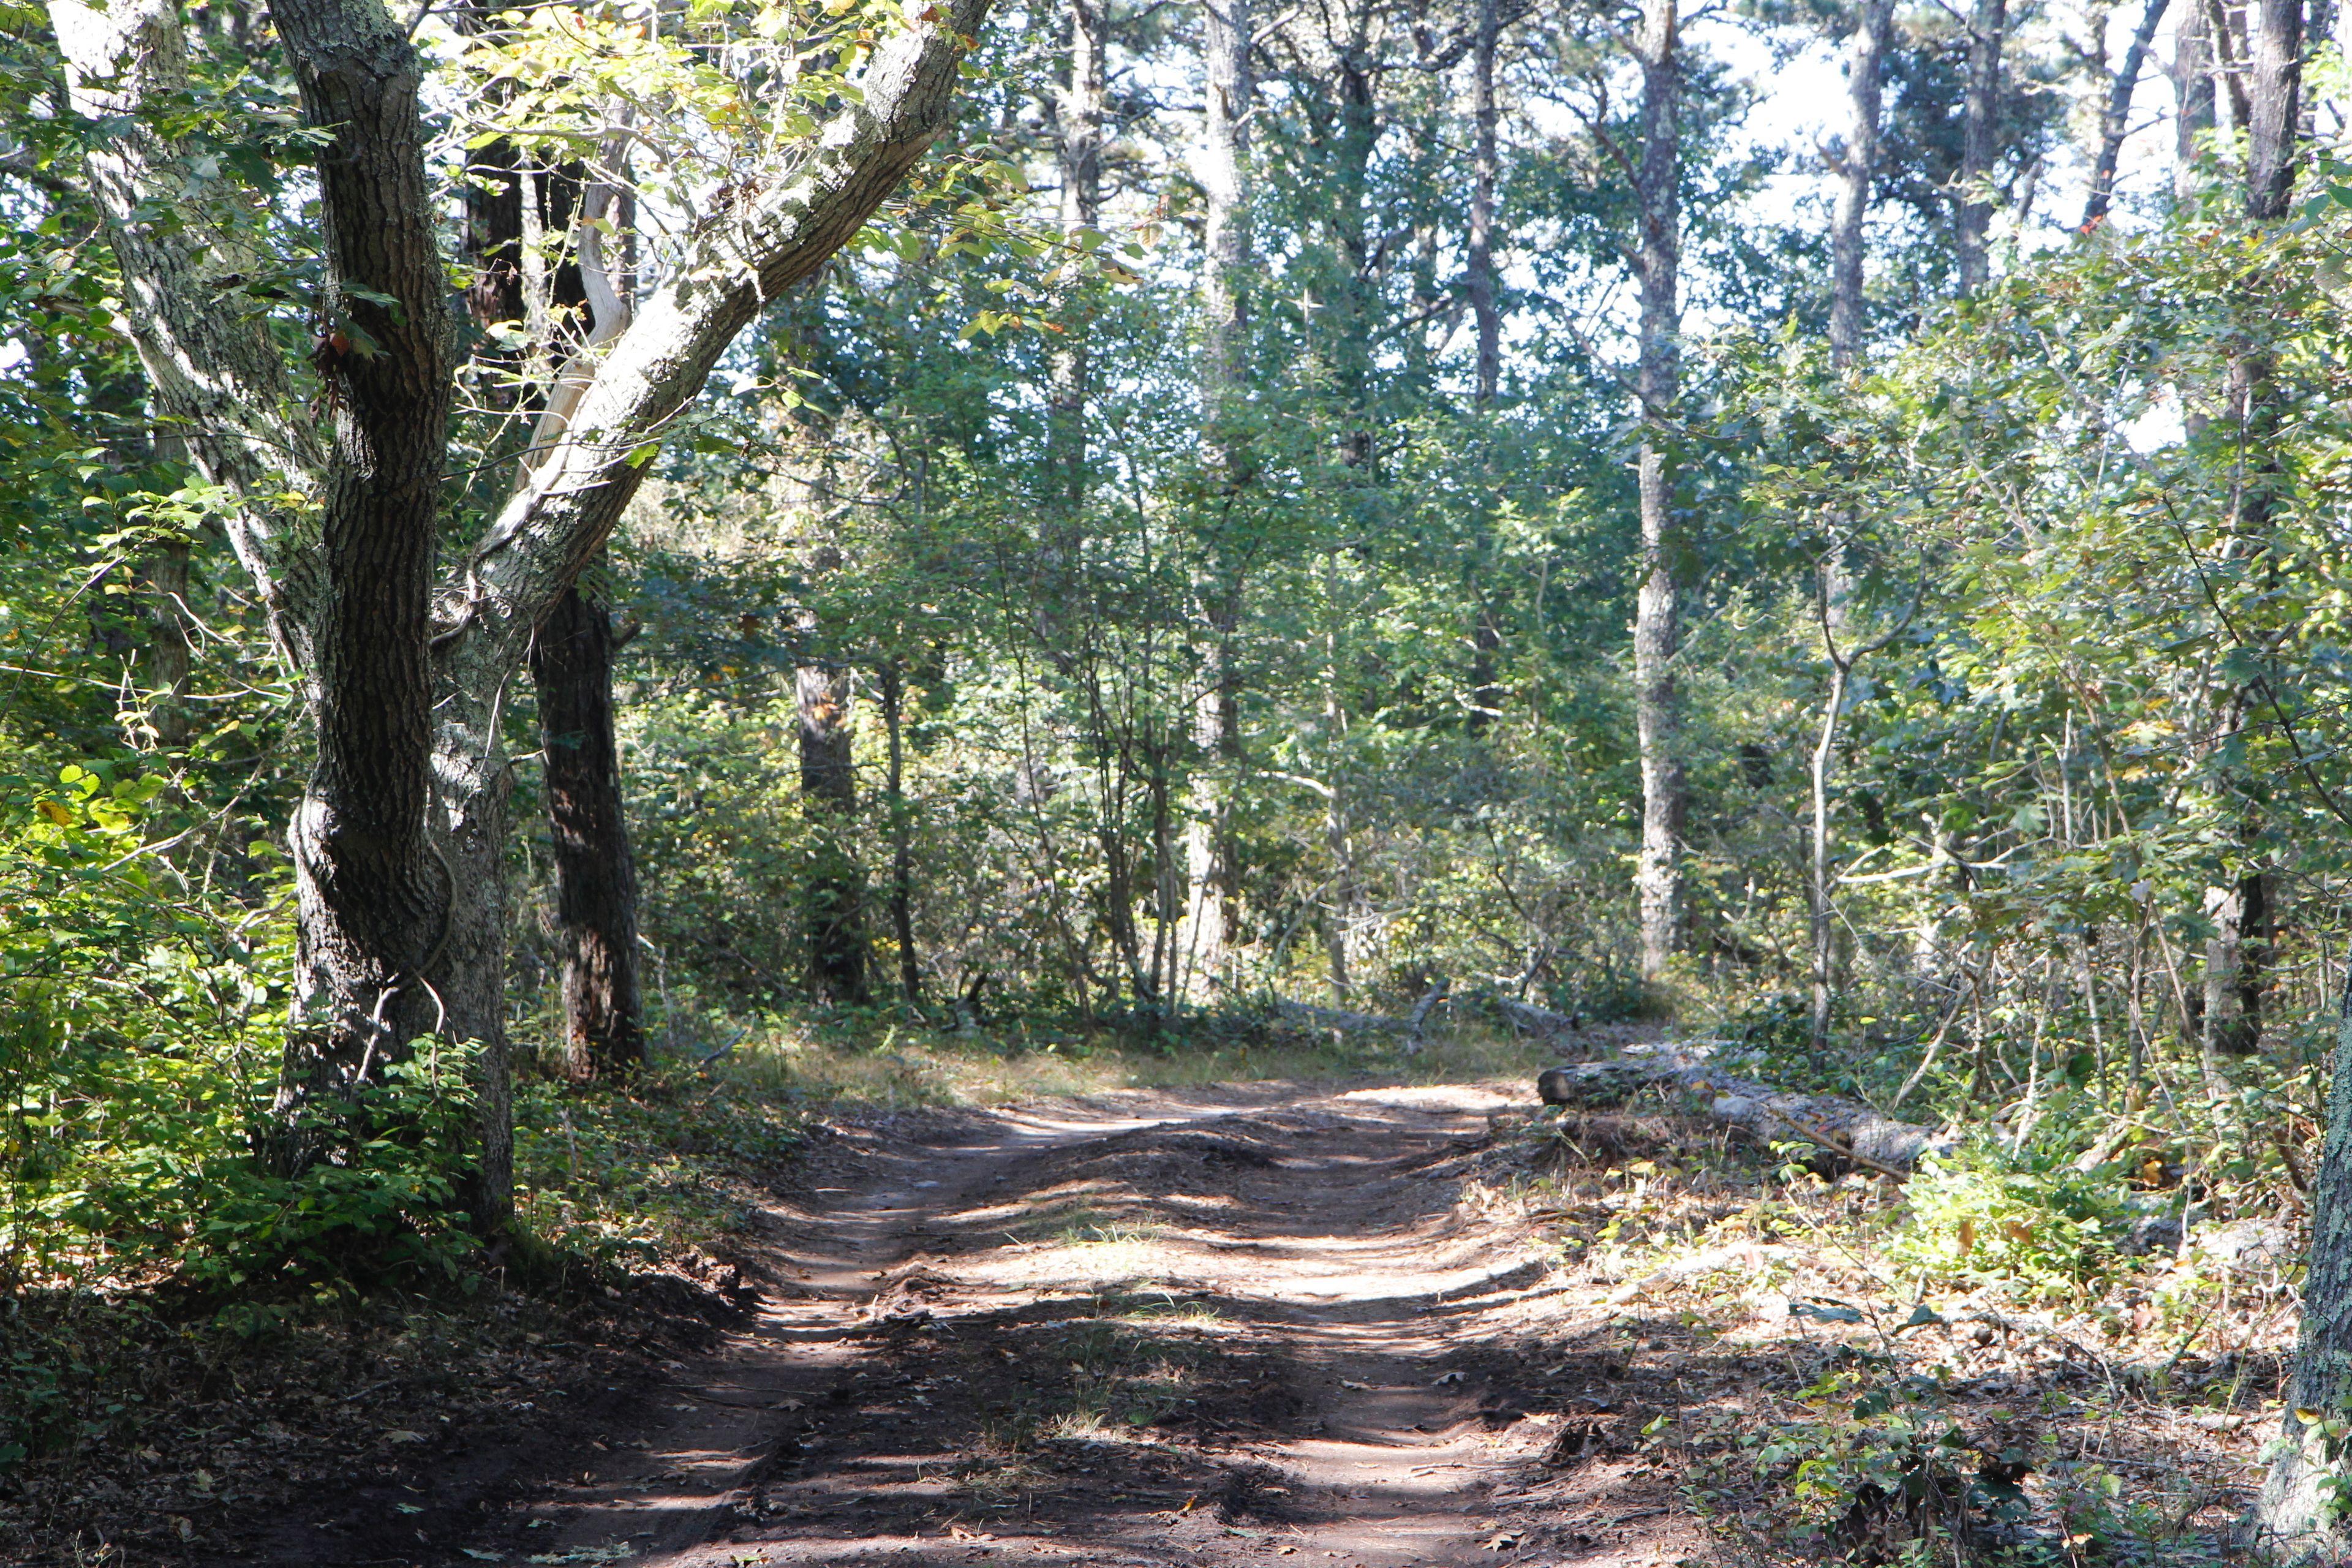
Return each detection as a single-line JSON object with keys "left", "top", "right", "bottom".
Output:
{"left": 367, "top": 1080, "right": 1708, "bottom": 1568}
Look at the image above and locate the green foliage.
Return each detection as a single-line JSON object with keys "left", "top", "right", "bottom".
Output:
{"left": 1891, "top": 1142, "right": 2130, "bottom": 1301}
{"left": 1750, "top": 1346, "right": 2035, "bottom": 1564}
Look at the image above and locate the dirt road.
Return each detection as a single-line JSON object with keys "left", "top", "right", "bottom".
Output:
{"left": 439, "top": 1082, "right": 1705, "bottom": 1568}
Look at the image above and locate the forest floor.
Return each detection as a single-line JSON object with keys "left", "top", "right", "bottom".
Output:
{"left": 9, "top": 1037, "right": 2303, "bottom": 1567}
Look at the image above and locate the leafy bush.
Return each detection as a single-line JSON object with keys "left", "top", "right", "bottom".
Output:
{"left": 1890, "top": 1140, "right": 2128, "bottom": 1300}
{"left": 1750, "top": 1348, "right": 2034, "bottom": 1564}
{"left": 2, "top": 764, "right": 482, "bottom": 1303}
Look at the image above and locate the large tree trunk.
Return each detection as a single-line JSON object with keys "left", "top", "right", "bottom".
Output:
{"left": 265, "top": 0, "right": 456, "bottom": 1159}
{"left": 532, "top": 583, "right": 644, "bottom": 1079}
{"left": 54, "top": 0, "right": 993, "bottom": 1224}
{"left": 450, "top": 26, "right": 646, "bottom": 1085}
{"left": 2247, "top": 0, "right": 2305, "bottom": 219}
{"left": 2259, "top": 975, "right": 2352, "bottom": 1555}
{"left": 1829, "top": 0, "right": 1891, "bottom": 362}
{"left": 1631, "top": 0, "right": 1684, "bottom": 988}
{"left": 1956, "top": 0, "right": 2009, "bottom": 293}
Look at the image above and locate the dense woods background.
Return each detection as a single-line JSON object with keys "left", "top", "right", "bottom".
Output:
{"left": 13, "top": 0, "right": 2352, "bottom": 1548}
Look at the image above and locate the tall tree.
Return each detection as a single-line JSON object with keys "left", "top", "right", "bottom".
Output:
{"left": 47, "top": 0, "right": 990, "bottom": 1221}
{"left": 1046, "top": 0, "right": 1104, "bottom": 524}
{"left": 1630, "top": 0, "right": 1684, "bottom": 987}
{"left": 797, "top": 635, "right": 870, "bottom": 1005}
{"left": 2082, "top": 0, "right": 2172, "bottom": 227}
{"left": 1956, "top": 0, "right": 2010, "bottom": 292}
{"left": 532, "top": 576, "right": 645, "bottom": 1079}
{"left": 1809, "top": 0, "right": 1893, "bottom": 1051}
{"left": 1466, "top": 0, "right": 1502, "bottom": 402}
{"left": 1179, "top": 0, "right": 1254, "bottom": 1001}
{"left": 2170, "top": 0, "right": 2215, "bottom": 199}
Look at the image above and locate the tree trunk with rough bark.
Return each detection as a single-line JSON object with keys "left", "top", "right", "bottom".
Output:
{"left": 1631, "top": 0, "right": 1683, "bottom": 988}
{"left": 2258, "top": 977, "right": 2352, "bottom": 1557}
{"left": 50, "top": 0, "right": 991, "bottom": 1227}
{"left": 798, "top": 657, "right": 870, "bottom": 1006}
{"left": 532, "top": 584, "right": 644, "bottom": 1079}
{"left": 1956, "top": 0, "right": 2008, "bottom": 293}
{"left": 1829, "top": 0, "right": 1891, "bottom": 363}
{"left": 2247, "top": 0, "right": 2304, "bottom": 219}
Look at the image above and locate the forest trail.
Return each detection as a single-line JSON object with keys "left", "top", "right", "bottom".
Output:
{"left": 438, "top": 1082, "right": 1705, "bottom": 1568}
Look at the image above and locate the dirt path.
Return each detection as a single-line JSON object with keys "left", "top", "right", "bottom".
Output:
{"left": 440, "top": 1082, "right": 1706, "bottom": 1568}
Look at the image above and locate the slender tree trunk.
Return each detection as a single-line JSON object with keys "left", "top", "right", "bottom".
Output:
{"left": 1631, "top": 0, "right": 1684, "bottom": 988}
{"left": 143, "top": 514, "right": 193, "bottom": 750}
{"left": 1467, "top": 0, "right": 1501, "bottom": 403}
{"left": 1807, "top": 0, "right": 1889, "bottom": 1049}
{"left": 1461, "top": 0, "right": 1507, "bottom": 735}
{"left": 798, "top": 657, "right": 870, "bottom": 1005}
{"left": 1809, "top": 636, "right": 1849, "bottom": 1054}
{"left": 530, "top": 583, "right": 644, "bottom": 1079}
{"left": 880, "top": 659, "right": 921, "bottom": 1006}
{"left": 1046, "top": 0, "right": 1102, "bottom": 533}
{"left": 2084, "top": 0, "right": 2173, "bottom": 226}
{"left": 2173, "top": 0, "right": 2217, "bottom": 199}
{"left": 1180, "top": 0, "right": 1254, "bottom": 1003}
{"left": 1956, "top": 0, "right": 2009, "bottom": 293}
{"left": 1200, "top": 0, "right": 1253, "bottom": 460}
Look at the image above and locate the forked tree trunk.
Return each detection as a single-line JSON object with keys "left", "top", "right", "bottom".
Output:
{"left": 52, "top": 0, "right": 992, "bottom": 1228}
{"left": 531, "top": 582, "right": 644, "bottom": 1078}
{"left": 1631, "top": 0, "right": 1684, "bottom": 987}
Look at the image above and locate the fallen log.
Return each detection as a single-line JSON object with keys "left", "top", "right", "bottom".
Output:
{"left": 1280, "top": 979, "right": 1452, "bottom": 1048}
{"left": 1536, "top": 1047, "right": 1950, "bottom": 1174}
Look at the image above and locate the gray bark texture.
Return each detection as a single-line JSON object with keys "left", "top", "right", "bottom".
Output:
{"left": 1466, "top": 0, "right": 1501, "bottom": 402}
{"left": 2173, "top": 0, "right": 2215, "bottom": 199}
{"left": 2246, "top": 0, "right": 2305, "bottom": 221}
{"left": 50, "top": 0, "right": 991, "bottom": 1224}
{"left": 1180, "top": 0, "right": 1254, "bottom": 1002}
{"left": 1956, "top": 0, "right": 2008, "bottom": 293}
{"left": 1828, "top": 0, "right": 1892, "bottom": 364}
{"left": 1630, "top": 0, "right": 1684, "bottom": 987}
{"left": 1512, "top": 1002, "right": 1951, "bottom": 1173}
{"left": 2256, "top": 981, "right": 2352, "bottom": 1557}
